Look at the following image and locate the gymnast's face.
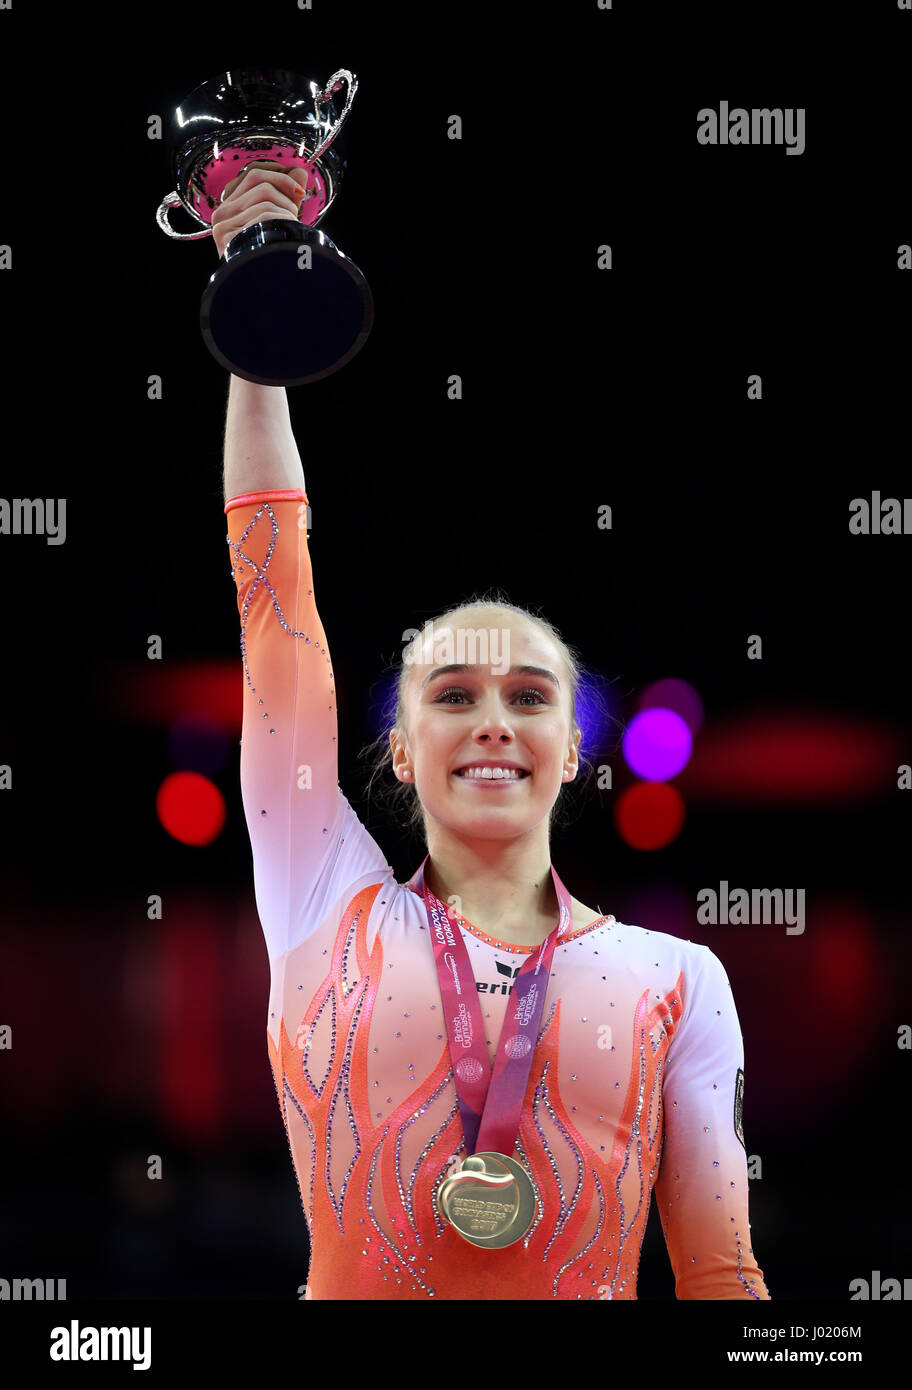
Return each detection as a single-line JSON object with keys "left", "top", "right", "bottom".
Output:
{"left": 392, "top": 613, "right": 580, "bottom": 840}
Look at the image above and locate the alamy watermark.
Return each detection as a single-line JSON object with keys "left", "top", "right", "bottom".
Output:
{"left": 697, "top": 883, "right": 805, "bottom": 935}
{"left": 401, "top": 622, "right": 511, "bottom": 676}
{"left": 49, "top": 1322, "right": 151, "bottom": 1370}
{"left": 1, "top": 1276, "right": 66, "bottom": 1299}
{"left": 0, "top": 498, "right": 66, "bottom": 545}
{"left": 697, "top": 103, "right": 805, "bottom": 156}
{"left": 849, "top": 492, "right": 912, "bottom": 533}
{"left": 849, "top": 1271, "right": 912, "bottom": 1299}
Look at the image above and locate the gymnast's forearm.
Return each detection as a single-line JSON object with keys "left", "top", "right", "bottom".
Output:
{"left": 222, "top": 375, "right": 306, "bottom": 502}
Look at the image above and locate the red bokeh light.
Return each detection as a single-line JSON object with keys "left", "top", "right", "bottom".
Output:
{"left": 156, "top": 771, "right": 226, "bottom": 846}
{"left": 614, "top": 781, "right": 686, "bottom": 850}
{"left": 680, "top": 711, "right": 901, "bottom": 802}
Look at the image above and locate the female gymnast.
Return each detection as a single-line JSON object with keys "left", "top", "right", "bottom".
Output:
{"left": 212, "top": 163, "right": 770, "bottom": 1300}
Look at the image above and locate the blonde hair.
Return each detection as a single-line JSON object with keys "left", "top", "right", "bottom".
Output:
{"left": 360, "top": 589, "right": 603, "bottom": 839}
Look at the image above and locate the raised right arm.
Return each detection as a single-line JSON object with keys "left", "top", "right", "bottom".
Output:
{"left": 223, "top": 375, "right": 305, "bottom": 501}
{"left": 223, "top": 378, "right": 393, "bottom": 963}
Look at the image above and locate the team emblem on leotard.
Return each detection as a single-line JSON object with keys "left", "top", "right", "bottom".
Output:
{"left": 734, "top": 1067, "right": 745, "bottom": 1149}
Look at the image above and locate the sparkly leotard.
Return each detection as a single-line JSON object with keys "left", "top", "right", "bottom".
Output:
{"left": 224, "top": 486, "right": 771, "bottom": 1300}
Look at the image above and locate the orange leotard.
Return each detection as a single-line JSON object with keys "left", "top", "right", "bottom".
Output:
{"left": 224, "top": 487, "right": 770, "bottom": 1300}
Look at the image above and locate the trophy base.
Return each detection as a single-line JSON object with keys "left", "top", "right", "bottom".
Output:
{"left": 200, "top": 220, "right": 373, "bottom": 386}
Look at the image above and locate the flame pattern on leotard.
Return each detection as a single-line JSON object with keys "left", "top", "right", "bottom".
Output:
{"left": 224, "top": 488, "right": 770, "bottom": 1300}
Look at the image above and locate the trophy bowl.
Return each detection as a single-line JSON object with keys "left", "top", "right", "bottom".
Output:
{"left": 157, "top": 66, "right": 374, "bottom": 385}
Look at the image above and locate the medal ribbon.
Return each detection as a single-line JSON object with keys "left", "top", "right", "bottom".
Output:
{"left": 411, "top": 854, "right": 574, "bottom": 1158}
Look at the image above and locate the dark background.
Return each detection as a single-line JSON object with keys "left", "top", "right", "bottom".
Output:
{"left": 1, "top": 0, "right": 910, "bottom": 1304}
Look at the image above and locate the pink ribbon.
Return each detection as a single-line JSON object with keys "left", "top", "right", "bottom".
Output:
{"left": 411, "top": 855, "right": 574, "bottom": 1157}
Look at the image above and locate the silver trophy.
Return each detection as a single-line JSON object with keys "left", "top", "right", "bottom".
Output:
{"left": 156, "top": 66, "right": 374, "bottom": 385}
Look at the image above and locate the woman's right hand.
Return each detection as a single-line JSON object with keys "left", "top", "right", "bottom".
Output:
{"left": 210, "top": 161, "right": 311, "bottom": 259}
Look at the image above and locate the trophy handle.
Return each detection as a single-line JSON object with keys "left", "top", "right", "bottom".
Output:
{"left": 309, "top": 69, "right": 358, "bottom": 165}
{"left": 156, "top": 190, "right": 212, "bottom": 241}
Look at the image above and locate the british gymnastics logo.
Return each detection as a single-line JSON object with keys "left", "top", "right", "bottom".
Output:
{"left": 453, "top": 1001, "right": 473, "bottom": 1047}
{"left": 516, "top": 984, "right": 539, "bottom": 1028}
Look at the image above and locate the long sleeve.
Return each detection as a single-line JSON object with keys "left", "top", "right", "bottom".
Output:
{"left": 224, "top": 487, "right": 393, "bottom": 961}
{"left": 654, "top": 944, "right": 771, "bottom": 1299}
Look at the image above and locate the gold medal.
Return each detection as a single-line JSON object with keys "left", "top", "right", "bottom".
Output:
{"left": 437, "top": 1152, "right": 536, "bottom": 1249}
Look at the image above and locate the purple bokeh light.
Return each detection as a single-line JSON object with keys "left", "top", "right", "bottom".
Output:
{"left": 622, "top": 707, "right": 693, "bottom": 780}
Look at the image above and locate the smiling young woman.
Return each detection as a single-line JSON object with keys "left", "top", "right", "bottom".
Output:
{"left": 222, "top": 368, "right": 770, "bottom": 1301}
{"left": 364, "top": 606, "right": 604, "bottom": 949}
